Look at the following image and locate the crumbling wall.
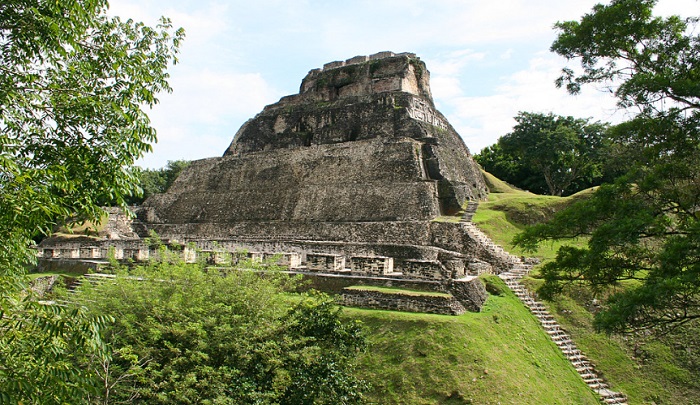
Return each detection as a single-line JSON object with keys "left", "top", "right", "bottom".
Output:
{"left": 341, "top": 288, "right": 467, "bottom": 315}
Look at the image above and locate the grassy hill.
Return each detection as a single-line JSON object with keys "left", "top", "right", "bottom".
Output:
{"left": 345, "top": 170, "right": 700, "bottom": 404}
{"left": 346, "top": 276, "right": 599, "bottom": 404}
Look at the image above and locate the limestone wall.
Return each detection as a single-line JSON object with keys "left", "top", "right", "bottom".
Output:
{"left": 341, "top": 288, "right": 467, "bottom": 315}
{"left": 298, "top": 52, "right": 431, "bottom": 103}
{"left": 39, "top": 51, "right": 504, "bottom": 307}
{"left": 146, "top": 138, "right": 442, "bottom": 224}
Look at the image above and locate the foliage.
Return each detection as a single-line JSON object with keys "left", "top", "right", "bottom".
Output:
{"left": 125, "top": 160, "right": 190, "bottom": 205}
{"left": 68, "top": 252, "right": 367, "bottom": 404}
{"left": 515, "top": 0, "right": 700, "bottom": 334}
{"left": 0, "top": 0, "right": 183, "bottom": 402}
{"left": 475, "top": 112, "right": 611, "bottom": 196}
{"left": 0, "top": 0, "right": 184, "bottom": 277}
{"left": 0, "top": 296, "right": 113, "bottom": 404}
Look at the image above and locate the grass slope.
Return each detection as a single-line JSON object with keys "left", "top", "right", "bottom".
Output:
{"left": 472, "top": 170, "right": 588, "bottom": 261}
{"left": 469, "top": 171, "right": 699, "bottom": 404}
{"left": 346, "top": 276, "right": 599, "bottom": 405}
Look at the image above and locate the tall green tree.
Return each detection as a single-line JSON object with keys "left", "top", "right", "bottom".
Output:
{"left": 0, "top": 0, "right": 183, "bottom": 402}
{"left": 476, "top": 112, "right": 609, "bottom": 196}
{"left": 515, "top": 0, "right": 700, "bottom": 334}
{"left": 69, "top": 253, "right": 367, "bottom": 404}
{"left": 475, "top": 142, "right": 547, "bottom": 194}
{"left": 126, "top": 160, "right": 191, "bottom": 205}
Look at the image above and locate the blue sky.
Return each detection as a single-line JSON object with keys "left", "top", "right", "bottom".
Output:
{"left": 109, "top": 0, "right": 698, "bottom": 168}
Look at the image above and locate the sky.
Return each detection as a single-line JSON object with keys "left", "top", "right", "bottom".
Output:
{"left": 108, "top": 0, "right": 699, "bottom": 169}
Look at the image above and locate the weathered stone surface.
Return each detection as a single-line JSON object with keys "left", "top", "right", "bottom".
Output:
{"left": 144, "top": 52, "right": 486, "bottom": 230}
{"left": 341, "top": 288, "right": 467, "bottom": 315}
{"left": 448, "top": 277, "right": 488, "bottom": 312}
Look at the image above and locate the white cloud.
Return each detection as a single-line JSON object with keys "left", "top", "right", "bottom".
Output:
{"left": 436, "top": 53, "right": 624, "bottom": 154}
{"left": 137, "top": 68, "right": 278, "bottom": 168}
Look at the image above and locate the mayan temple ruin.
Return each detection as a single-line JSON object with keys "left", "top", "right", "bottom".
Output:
{"left": 39, "top": 51, "right": 522, "bottom": 314}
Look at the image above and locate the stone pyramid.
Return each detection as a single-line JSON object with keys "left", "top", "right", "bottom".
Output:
{"left": 41, "top": 52, "right": 514, "bottom": 312}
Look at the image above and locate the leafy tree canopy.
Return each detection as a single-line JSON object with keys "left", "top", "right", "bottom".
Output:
{"left": 126, "top": 160, "right": 191, "bottom": 205}
{"left": 515, "top": 0, "right": 700, "bottom": 335}
{"left": 476, "top": 112, "right": 610, "bottom": 196}
{"left": 66, "top": 251, "right": 368, "bottom": 404}
{"left": 0, "top": 0, "right": 183, "bottom": 402}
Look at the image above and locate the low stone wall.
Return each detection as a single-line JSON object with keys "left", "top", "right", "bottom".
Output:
{"left": 341, "top": 288, "right": 466, "bottom": 315}
{"left": 29, "top": 275, "right": 60, "bottom": 296}
{"left": 37, "top": 258, "right": 105, "bottom": 274}
{"left": 449, "top": 277, "right": 487, "bottom": 312}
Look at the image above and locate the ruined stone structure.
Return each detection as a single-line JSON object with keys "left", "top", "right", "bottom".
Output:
{"left": 39, "top": 51, "right": 513, "bottom": 313}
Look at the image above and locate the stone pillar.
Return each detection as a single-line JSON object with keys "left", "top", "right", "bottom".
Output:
{"left": 350, "top": 256, "right": 394, "bottom": 276}
{"left": 306, "top": 253, "right": 346, "bottom": 272}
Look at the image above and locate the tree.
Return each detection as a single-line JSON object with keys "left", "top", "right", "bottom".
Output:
{"left": 475, "top": 142, "right": 548, "bottom": 194}
{"left": 0, "top": 0, "right": 183, "bottom": 402}
{"left": 514, "top": 0, "right": 700, "bottom": 334}
{"left": 68, "top": 252, "right": 367, "bottom": 404}
{"left": 476, "top": 112, "right": 609, "bottom": 196}
{"left": 126, "top": 160, "right": 191, "bottom": 205}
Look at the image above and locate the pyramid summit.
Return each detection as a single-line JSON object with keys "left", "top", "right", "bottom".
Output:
{"left": 146, "top": 51, "right": 486, "bottom": 226}
{"left": 41, "top": 52, "right": 516, "bottom": 313}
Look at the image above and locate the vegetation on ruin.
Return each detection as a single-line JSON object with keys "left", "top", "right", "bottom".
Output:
{"left": 344, "top": 285, "right": 452, "bottom": 298}
{"left": 52, "top": 252, "right": 368, "bottom": 405}
{"left": 347, "top": 275, "right": 601, "bottom": 405}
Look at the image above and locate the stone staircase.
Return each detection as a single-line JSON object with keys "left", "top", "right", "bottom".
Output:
{"left": 460, "top": 201, "right": 480, "bottom": 223}
{"left": 499, "top": 266, "right": 628, "bottom": 404}
{"left": 461, "top": 221, "right": 520, "bottom": 269}
{"left": 462, "top": 212, "right": 627, "bottom": 404}
{"left": 66, "top": 273, "right": 116, "bottom": 294}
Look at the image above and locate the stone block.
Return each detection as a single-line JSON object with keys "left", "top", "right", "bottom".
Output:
{"left": 341, "top": 288, "right": 466, "bottom": 315}
{"left": 370, "top": 51, "right": 395, "bottom": 60}
{"left": 123, "top": 248, "right": 148, "bottom": 262}
{"left": 263, "top": 252, "right": 302, "bottom": 268}
{"left": 323, "top": 60, "right": 345, "bottom": 70}
{"left": 350, "top": 256, "right": 394, "bottom": 276}
{"left": 396, "top": 259, "right": 445, "bottom": 280}
{"left": 346, "top": 55, "right": 369, "bottom": 65}
{"left": 306, "top": 253, "right": 346, "bottom": 272}
{"left": 448, "top": 277, "right": 487, "bottom": 312}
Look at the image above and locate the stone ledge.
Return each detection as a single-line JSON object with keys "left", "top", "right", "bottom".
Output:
{"left": 341, "top": 287, "right": 466, "bottom": 315}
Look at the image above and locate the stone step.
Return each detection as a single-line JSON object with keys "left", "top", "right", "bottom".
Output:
{"left": 546, "top": 329, "right": 566, "bottom": 336}
{"left": 468, "top": 221, "right": 628, "bottom": 405}
{"left": 561, "top": 349, "right": 583, "bottom": 357}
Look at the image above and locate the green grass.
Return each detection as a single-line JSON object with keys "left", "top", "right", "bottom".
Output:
{"left": 345, "top": 277, "right": 599, "bottom": 404}
{"left": 341, "top": 171, "right": 699, "bottom": 404}
{"left": 522, "top": 279, "right": 700, "bottom": 404}
{"left": 467, "top": 172, "right": 700, "bottom": 404}
{"left": 472, "top": 177, "right": 588, "bottom": 262}
{"left": 28, "top": 270, "right": 85, "bottom": 280}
